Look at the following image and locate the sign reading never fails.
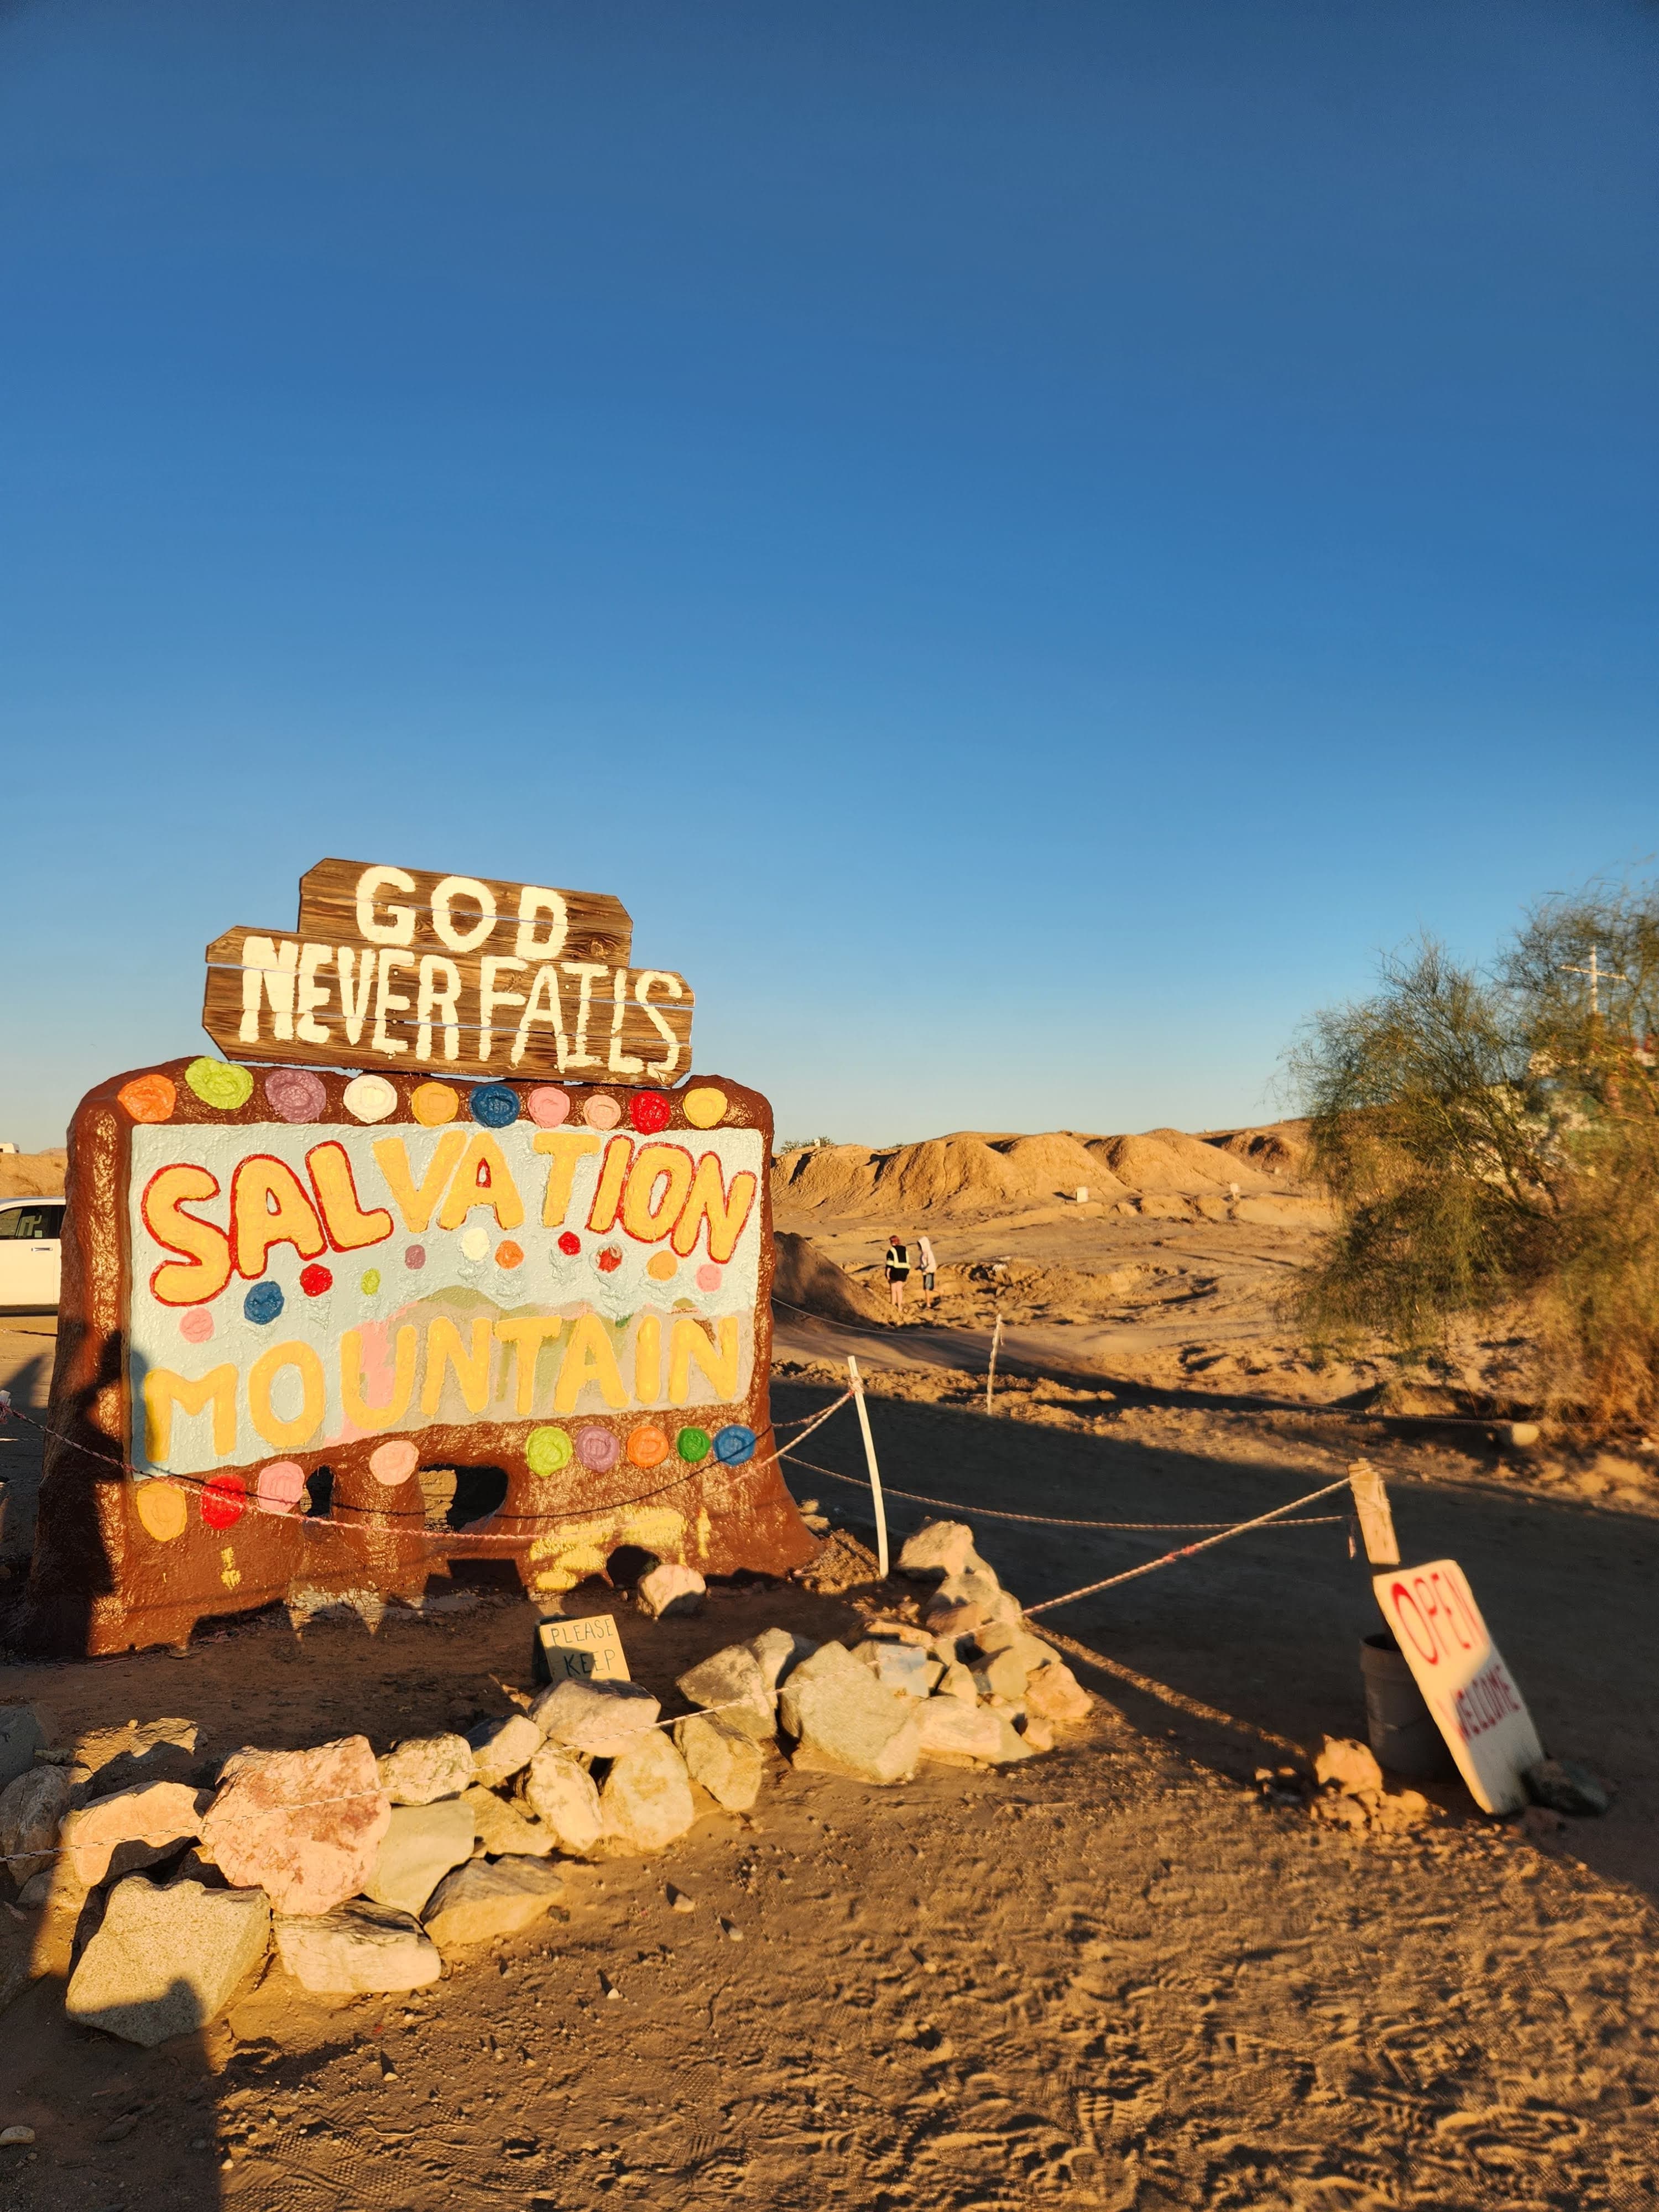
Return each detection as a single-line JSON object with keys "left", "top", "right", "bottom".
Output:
{"left": 204, "top": 859, "right": 695, "bottom": 1086}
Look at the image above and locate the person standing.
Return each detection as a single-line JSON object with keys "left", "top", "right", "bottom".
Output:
{"left": 884, "top": 1231, "right": 910, "bottom": 1312}
{"left": 916, "top": 1230, "right": 938, "bottom": 1308}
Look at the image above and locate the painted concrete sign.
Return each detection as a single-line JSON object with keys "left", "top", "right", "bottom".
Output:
{"left": 1373, "top": 1558, "right": 1543, "bottom": 1814}
{"left": 27, "top": 1055, "right": 812, "bottom": 1656}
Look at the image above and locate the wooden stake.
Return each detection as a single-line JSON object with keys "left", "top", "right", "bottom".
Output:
{"left": 1347, "top": 1458, "right": 1400, "bottom": 1566}
{"left": 847, "top": 1355, "right": 889, "bottom": 1578}
{"left": 985, "top": 1313, "right": 1003, "bottom": 1415}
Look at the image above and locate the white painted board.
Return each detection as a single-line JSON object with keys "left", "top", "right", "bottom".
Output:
{"left": 1372, "top": 1558, "right": 1543, "bottom": 1814}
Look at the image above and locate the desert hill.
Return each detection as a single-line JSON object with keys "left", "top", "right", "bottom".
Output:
{"left": 0, "top": 1149, "right": 66, "bottom": 1201}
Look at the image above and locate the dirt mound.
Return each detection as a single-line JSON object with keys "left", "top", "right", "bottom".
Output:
{"left": 774, "top": 1137, "right": 1026, "bottom": 1217}
{"left": 0, "top": 1149, "right": 66, "bottom": 1200}
{"left": 1091, "top": 1129, "right": 1234, "bottom": 1192}
{"left": 771, "top": 1231, "right": 890, "bottom": 1325}
{"left": 1207, "top": 1121, "right": 1310, "bottom": 1177}
{"left": 988, "top": 1133, "right": 1128, "bottom": 1201}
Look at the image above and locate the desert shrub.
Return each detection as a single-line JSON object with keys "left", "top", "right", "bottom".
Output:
{"left": 1290, "top": 884, "right": 1659, "bottom": 1437}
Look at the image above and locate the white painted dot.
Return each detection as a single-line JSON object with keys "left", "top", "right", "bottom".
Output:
{"left": 460, "top": 1226, "right": 491, "bottom": 1261}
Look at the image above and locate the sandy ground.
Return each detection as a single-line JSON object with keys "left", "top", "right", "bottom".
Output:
{"left": 2, "top": 1187, "right": 1657, "bottom": 2210}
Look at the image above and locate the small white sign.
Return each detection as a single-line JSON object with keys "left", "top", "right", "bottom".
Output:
{"left": 1372, "top": 1558, "right": 1543, "bottom": 1814}
{"left": 537, "top": 1613, "right": 630, "bottom": 1687}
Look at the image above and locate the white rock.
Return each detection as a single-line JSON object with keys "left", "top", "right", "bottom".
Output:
{"left": 1314, "top": 1736, "right": 1385, "bottom": 1796}
{"left": 917, "top": 1699, "right": 1005, "bottom": 1763}
{"left": 0, "top": 1764, "right": 75, "bottom": 1884}
{"left": 466, "top": 1713, "right": 544, "bottom": 1788}
{"left": 463, "top": 1785, "right": 555, "bottom": 1858}
{"left": 675, "top": 1712, "right": 764, "bottom": 1812}
{"left": 524, "top": 1745, "right": 604, "bottom": 1854}
{"left": 749, "top": 1627, "right": 816, "bottom": 1691}
{"left": 971, "top": 1649, "right": 1030, "bottom": 1704}
{"left": 1024, "top": 1661, "right": 1092, "bottom": 1725}
{"left": 935, "top": 1661, "right": 979, "bottom": 1706}
{"left": 897, "top": 1520, "right": 981, "bottom": 1579}
{"left": 0, "top": 1705, "right": 46, "bottom": 1792}
{"left": 531, "top": 1678, "right": 661, "bottom": 1758}
{"left": 274, "top": 1899, "right": 441, "bottom": 1993}
{"left": 782, "top": 1663, "right": 921, "bottom": 1786}
{"left": 598, "top": 1730, "right": 697, "bottom": 1853}
{"left": 59, "top": 1780, "right": 212, "bottom": 1889}
{"left": 422, "top": 1858, "right": 565, "bottom": 1951}
{"left": 65, "top": 1877, "right": 270, "bottom": 2046}
{"left": 636, "top": 1562, "right": 706, "bottom": 1619}
{"left": 675, "top": 1645, "right": 775, "bottom": 1741}
{"left": 851, "top": 1640, "right": 935, "bottom": 1698}
{"left": 377, "top": 1733, "right": 474, "bottom": 1805}
{"left": 363, "top": 1799, "right": 474, "bottom": 1916}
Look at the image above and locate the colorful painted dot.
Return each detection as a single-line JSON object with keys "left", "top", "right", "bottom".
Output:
{"left": 595, "top": 1245, "right": 623, "bottom": 1274}
{"left": 201, "top": 1472, "right": 247, "bottom": 1531}
{"left": 528, "top": 1086, "right": 571, "bottom": 1128}
{"left": 582, "top": 1093, "right": 622, "bottom": 1130}
{"left": 134, "top": 1480, "right": 188, "bottom": 1541}
{"left": 360, "top": 1267, "right": 382, "bottom": 1295}
{"left": 629, "top": 1092, "right": 671, "bottom": 1134}
{"left": 460, "top": 1226, "right": 491, "bottom": 1261}
{"left": 411, "top": 1081, "right": 461, "bottom": 1126}
{"left": 118, "top": 1072, "right": 176, "bottom": 1124}
{"left": 405, "top": 1244, "right": 426, "bottom": 1270}
{"left": 186, "top": 1056, "right": 254, "bottom": 1112}
{"left": 557, "top": 1230, "right": 582, "bottom": 1257}
{"left": 676, "top": 1426, "right": 712, "bottom": 1464}
{"left": 526, "top": 1425, "right": 573, "bottom": 1477}
{"left": 682, "top": 1086, "right": 728, "bottom": 1130}
{"left": 342, "top": 1073, "right": 399, "bottom": 1124}
{"left": 696, "top": 1263, "right": 723, "bottom": 1292}
{"left": 470, "top": 1083, "right": 520, "bottom": 1129}
{"left": 265, "top": 1068, "right": 327, "bottom": 1123}
{"left": 299, "top": 1262, "right": 333, "bottom": 1297}
{"left": 575, "top": 1425, "right": 620, "bottom": 1473}
{"left": 495, "top": 1240, "right": 524, "bottom": 1269}
{"left": 714, "top": 1423, "right": 757, "bottom": 1466}
{"left": 244, "top": 1281, "right": 285, "bottom": 1326}
{"left": 369, "top": 1439, "right": 419, "bottom": 1486}
{"left": 626, "top": 1425, "right": 671, "bottom": 1469}
{"left": 179, "top": 1307, "right": 215, "bottom": 1344}
{"left": 646, "top": 1251, "right": 677, "bottom": 1282}
{"left": 255, "top": 1460, "right": 306, "bottom": 1515}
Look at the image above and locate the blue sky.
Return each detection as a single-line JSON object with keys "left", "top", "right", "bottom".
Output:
{"left": 3, "top": 0, "right": 1656, "bottom": 1152}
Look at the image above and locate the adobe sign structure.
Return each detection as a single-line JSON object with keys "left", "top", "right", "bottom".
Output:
{"left": 25, "top": 860, "right": 812, "bottom": 1656}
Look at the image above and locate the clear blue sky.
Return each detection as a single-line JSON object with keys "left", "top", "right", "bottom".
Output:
{"left": 3, "top": 0, "right": 1656, "bottom": 1152}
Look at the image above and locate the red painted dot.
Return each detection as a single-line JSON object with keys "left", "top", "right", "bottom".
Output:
{"left": 596, "top": 1245, "right": 623, "bottom": 1274}
{"left": 629, "top": 1091, "right": 671, "bottom": 1134}
{"left": 201, "top": 1473, "right": 246, "bottom": 1531}
{"left": 299, "top": 1264, "right": 333, "bottom": 1297}
{"left": 557, "top": 1231, "right": 581, "bottom": 1256}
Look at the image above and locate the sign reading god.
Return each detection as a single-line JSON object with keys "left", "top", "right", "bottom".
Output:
{"left": 27, "top": 1056, "right": 813, "bottom": 1658}
{"left": 202, "top": 860, "right": 694, "bottom": 1084}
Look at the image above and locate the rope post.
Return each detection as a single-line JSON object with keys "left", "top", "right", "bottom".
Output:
{"left": 985, "top": 1313, "right": 1003, "bottom": 1415}
{"left": 846, "top": 1355, "right": 889, "bottom": 1578}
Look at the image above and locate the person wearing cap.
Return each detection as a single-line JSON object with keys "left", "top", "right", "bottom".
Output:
{"left": 884, "top": 1232, "right": 911, "bottom": 1312}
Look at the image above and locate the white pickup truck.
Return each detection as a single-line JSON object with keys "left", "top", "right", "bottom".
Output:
{"left": 0, "top": 1198, "right": 64, "bottom": 1311}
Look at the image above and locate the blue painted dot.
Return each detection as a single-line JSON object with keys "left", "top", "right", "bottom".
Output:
{"left": 470, "top": 1083, "right": 520, "bottom": 1129}
{"left": 244, "top": 1281, "right": 284, "bottom": 1326}
{"left": 713, "top": 1423, "right": 757, "bottom": 1466}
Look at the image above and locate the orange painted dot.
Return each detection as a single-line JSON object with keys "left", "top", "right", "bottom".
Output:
{"left": 646, "top": 1251, "right": 677, "bottom": 1282}
{"left": 118, "top": 1072, "right": 176, "bottom": 1123}
{"left": 411, "top": 1081, "right": 461, "bottom": 1126}
{"left": 626, "top": 1425, "right": 671, "bottom": 1469}
{"left": 134, "top": 1481, "right": 188, "bottom": 1541}
{"left": 495, "top": 1240, "right": 524, "bottom": 1269}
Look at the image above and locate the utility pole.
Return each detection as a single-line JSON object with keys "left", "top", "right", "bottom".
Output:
{"left": 1563, "top": 946, "right": 1627, "bottom": 1018}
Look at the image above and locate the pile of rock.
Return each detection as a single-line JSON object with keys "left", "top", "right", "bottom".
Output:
{"left": 1298, "top": 1736, "right": 1434, "bottom": 1836}
{"left": 0, "top": 1518, "right": 1091, "bottom": 2047}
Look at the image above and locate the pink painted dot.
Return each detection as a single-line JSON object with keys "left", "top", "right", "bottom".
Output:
{"left": 528, "top": 1086, "right": 571, "bottom": 1128}
{"left": 582, "top": 1093, "right": 622, "bottom": 1130}
{"left": 255, "top": 1460, "right": 306, "bottom": 1515}
{"left": 179, "top": 1308, "right": 215, "bottom": 1343}
{"left": 369, "top": 1439, "right": 419, "bottom": 1486}
{"left": 265, "top": 1068, "right": 328, "bottom": 1123}
{"left": 405, "top": 1244, "right": 426, "bottom": 1270}
{"left": 696, "top": 1264, "right": 723, "bottom": 1291}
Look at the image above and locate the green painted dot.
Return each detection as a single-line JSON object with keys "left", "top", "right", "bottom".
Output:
{"left": 526, "top": 1425, "right": 573, "bottom": 1477}
{"left": 676, "top": 1426, "right": 712, "bottom": 1465}
{"left": 359, "top": 1268, "right": 382, "bottom": 1295}
{"left": 184, "top": 1056, "right": 254, "bottom": 1111}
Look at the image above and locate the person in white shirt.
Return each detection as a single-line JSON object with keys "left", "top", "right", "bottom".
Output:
{"left": 916, "top": 1232, "right": 938, "bottom": 1307}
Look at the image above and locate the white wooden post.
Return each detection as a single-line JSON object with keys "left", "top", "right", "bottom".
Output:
{"left": 985, "top": 1313, "right": 1003, "bottom": 1415}
{"left": 846, "top": 1355, "right": 889, "bottom": 1578}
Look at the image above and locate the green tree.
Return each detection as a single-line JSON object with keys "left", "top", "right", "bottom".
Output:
{"left": 1290, "top": 880, "right": 1659, "bottom": 1437}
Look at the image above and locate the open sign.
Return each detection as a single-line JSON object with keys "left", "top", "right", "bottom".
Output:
{"left": 1373, "top": 1558, "right": 1542, "bottom": 1813}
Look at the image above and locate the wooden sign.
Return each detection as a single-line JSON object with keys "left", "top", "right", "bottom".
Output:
{"left": 536, "top": 1614, "right": 630, "bottom": 1686}
{"left": 23, "top": 1056, "right": 813, "bottom": 1656}
{"left": 1372, "top": 1559, "right": 1543, "bottom": 1814}
{"left": 202, "top": 860, "right": 694, "bottom": 1086}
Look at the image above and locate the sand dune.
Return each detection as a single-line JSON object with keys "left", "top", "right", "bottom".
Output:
{"left": 0, "top": 1149, "right": 66, "bottom": 1201}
